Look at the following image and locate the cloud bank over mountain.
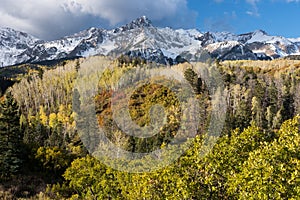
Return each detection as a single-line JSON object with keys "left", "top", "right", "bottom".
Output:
{"left": 0, "top": 0, "right": 196, "bottom": 40}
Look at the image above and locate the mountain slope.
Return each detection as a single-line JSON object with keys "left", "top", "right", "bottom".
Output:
{"left": 0, "top": 28, "right": 41, "bottom": 67}
{"left": 1, "top": 16, "right": 300, "bottom": 67}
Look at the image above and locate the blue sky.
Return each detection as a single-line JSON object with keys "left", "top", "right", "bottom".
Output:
{"left": 0, "top": 0, "right": 299, "bottom": 40}
{"left": 187, "top": 0, "right": 300, "bottom": 37}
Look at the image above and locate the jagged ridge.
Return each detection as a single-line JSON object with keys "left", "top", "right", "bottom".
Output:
{"left": 1, "top": 16, "right": 300, "bottom": 67}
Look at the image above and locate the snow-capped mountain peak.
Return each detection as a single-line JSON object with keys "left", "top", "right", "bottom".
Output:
{"left": 0, "top": 27, "right": 40, "bottom": 46}
{"left": 246, "top": 30, "right": 271, "bottom": 43}
{"left": 0, "top": 27, "right": 41, "bottom": 67}
{"left": 1, "top": 16, "right": 300, "bottom": 67}
{"left": 113, "top": 16, "right": 153, "bottom": 33}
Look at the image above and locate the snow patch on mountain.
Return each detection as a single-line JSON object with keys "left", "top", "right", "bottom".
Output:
{"left": 205, "top": 41, "right": 240, "bottom": 53}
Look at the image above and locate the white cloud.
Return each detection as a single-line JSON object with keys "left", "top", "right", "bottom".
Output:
{"left": 246, "top": 0, "right": 260, "bottom": 5}
{"left": 246, "top": 11, "right": 259, "bottom": 17}
{"left": 245, "top": 0, "right": 260, "bottom": 17}
{"left": 214, "top": 0, "right": 224, "bottom": 3}
{"left": 0, "top": 0, "right": 196, "bottom": 40}
{"left": 63, "top": 0, "right": 183, "bottom": 25}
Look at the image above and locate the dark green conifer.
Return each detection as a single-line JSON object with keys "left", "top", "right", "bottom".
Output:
{"left": 184, "top": 68, "right": 202, "bottom": 95}
{"left": 0, "top": 92, "right": 23, "bottom": 179}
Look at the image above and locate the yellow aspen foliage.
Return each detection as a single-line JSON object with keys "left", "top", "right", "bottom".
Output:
{"left": 39, "top": 106, "right": 48, "bottom": 126}
{"left": 49, "top": 113, "right": 58, "bottom": 128}
{"left": 57, "top": 104, "right": 72, "bottom": 125}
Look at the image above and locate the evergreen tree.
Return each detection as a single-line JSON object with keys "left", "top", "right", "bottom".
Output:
{"left": 0, "top": 92, "right": 23, "bottom": 179}
{"left": 184, "top": 68, "right": 203, "bottom": 95}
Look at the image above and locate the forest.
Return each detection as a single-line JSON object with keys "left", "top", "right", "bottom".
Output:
{"left": 0, "top": 56, "right": 299, "bottom": 199}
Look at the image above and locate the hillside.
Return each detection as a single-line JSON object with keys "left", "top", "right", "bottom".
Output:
{"left": 0, "top": 56, "right": 299, "bottom": 199}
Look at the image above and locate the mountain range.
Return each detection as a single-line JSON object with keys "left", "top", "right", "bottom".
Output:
{"left": 1, "top": 16, "right": 300, "bottom": 67}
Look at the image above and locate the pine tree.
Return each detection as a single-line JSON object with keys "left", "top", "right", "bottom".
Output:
{"left": 184, "top": 68, "right": 203, "bottom": 95}
{"left": 0, "top": 92, "right": 23, "bottom": 179}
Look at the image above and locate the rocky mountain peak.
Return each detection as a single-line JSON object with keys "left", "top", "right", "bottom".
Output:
{"left": 135, "top": 16, "right": 152, "bottom": 26}
{"left": 113, "top": 16, "right": 152, "bottom": 33}
{"left": 253, "top": 29, "right": 268, "bottom": 35}
{"left": 196, "top": 32, "right": 216, "bottom": 47}
{"left": 0, "top": 27, "right": 38, "bottom": 42}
